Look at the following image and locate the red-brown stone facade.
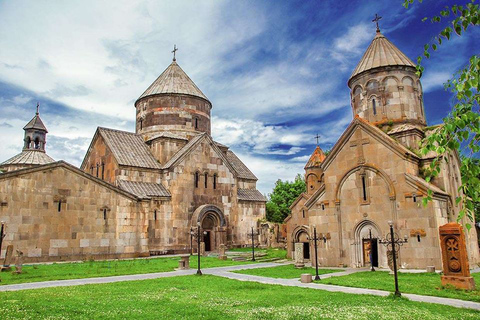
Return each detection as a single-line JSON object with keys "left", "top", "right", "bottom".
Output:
{"left": 135, "top": 94, "right": 212, "bottom": 137}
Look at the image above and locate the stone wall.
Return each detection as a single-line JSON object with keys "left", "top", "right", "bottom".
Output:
{"left": 81, "top": 134, "right": 119, "bottom": 184}
{"left": 0, "top": 163, "right": 148, "bottom": 262}
{"left": 136, "top": 94, "right": 211, "bottom": 137}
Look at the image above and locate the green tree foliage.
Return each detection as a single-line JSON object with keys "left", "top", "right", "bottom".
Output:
{"left": 403, "top": 0, "right": 480, "bottom": 228}
{"left": 266, "top": 174, "right": 306, "bottom": 223}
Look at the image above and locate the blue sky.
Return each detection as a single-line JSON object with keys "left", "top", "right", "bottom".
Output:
{"left": 0, "top": 0, "right": 478, "bottom": 194}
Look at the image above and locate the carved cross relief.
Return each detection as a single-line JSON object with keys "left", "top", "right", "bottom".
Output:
{"left": 350, "top": 129, "right": 369, "bottom": 164}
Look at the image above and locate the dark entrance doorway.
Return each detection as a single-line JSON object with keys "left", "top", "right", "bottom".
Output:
{"left": 303, "top": 242, "right": 310, "bottom": 260}
{"left": 362, "top": 238, "right": 378, "bottom": 267}
{"left": 204, "top": 231, "right": 211, "bottom": 252}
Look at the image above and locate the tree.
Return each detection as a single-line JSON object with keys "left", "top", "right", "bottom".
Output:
{"left": 266, "top": 174, "right": 306, "bottom": 223}
{"left": 403, "top": 0, "right": 480, "bottom": 228}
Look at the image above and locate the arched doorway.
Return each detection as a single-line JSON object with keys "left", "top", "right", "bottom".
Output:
{"left": 293, "top": 227, "right": 310, "bottom": 260}
{"left": 192, "top": 205, "right": 227, "bottom": 253}
{"left": 354, "top": 220, "right": 381, "bottom": 267}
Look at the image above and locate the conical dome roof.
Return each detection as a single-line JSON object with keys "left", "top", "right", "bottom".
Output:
{"left": 348, "top": 32, "right": 416, "bottom": 85}
{"left": 23, "top": 112, "right": 48, "bottom": 132}
{"left": 305, "top": 146, "right": 326, "bottom": 169}
{"left": 137, "top": 61, "right": 209, "bottom": 102}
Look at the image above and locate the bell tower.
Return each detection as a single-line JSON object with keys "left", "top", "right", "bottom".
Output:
{"left": 23, "top": 103, "right": 48, "bottom": 152}
{"left": 348, "top": 17, "right": 426, "bottom": 129}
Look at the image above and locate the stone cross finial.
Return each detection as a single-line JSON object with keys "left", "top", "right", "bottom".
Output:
{"left": 314, "top": 134, "right": 321, "bottom": 146}
{"left": 36, "top": 102, "right": 39, "bottom": 115}
{"left": 172, "top": 44, "right": 178, "bottom": 61}
{"left": 372, "top": 14, "right": 382, "bottom": 33}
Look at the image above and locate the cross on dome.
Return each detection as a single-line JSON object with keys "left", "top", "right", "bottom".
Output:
{"left": 172, "top": 44, "right": 178, "bottom": 61}
{"left": 314, "top": 133, "right": 321, "bottom": 146}
{"left": 372, "top": 13, "right": 382, "bottom": 33}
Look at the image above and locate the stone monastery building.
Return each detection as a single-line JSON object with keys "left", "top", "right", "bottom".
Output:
{"left": 0, "top": 56, "right": 266, "bottom": 262}
{"left": 285, "top": 28, "right": 480, "bottom": 270}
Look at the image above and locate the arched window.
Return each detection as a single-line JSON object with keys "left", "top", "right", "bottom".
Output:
{"left": 57, "top": 200, "right": 62, "bottom": 212}
{"left": 101, "top": 162, "right": 105, "bottom": 180}
{"left": 34, "top": 138, "right": 40, "bottom": 149}
{"left": 154, "top": 209, "right": 157, "bottom": 221}
{"left": 204, "top": 173, "right": 208, "bottom": 188}
{"left": 194, "top": 171, "right": 199, "bottom": 188}
{"left": 25, "top": 137, "right": 31, "bottom": 149}
{"left": 96, "top": 163, "right": 99, "bottom": 177}
{"left": 302, "top": 210, "right": 305, "bottom": 218}
{"left": 372, "top": 98, "right": 377, "bottom": 115}
{"left": 361, "top": 175, "right": 367, "bottom": 201}
{"left": 194, "top": 117, "right": 199, "bottom": 130}
{"left": 103, "top": 208, "right": 107, "bottom": 220}
{"left": 213, "top": 174, "right": 217, "bottom": 189}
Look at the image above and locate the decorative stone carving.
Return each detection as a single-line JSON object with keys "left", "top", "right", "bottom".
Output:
{"left": 294, "top": 242, "right": 305, "bottom": 268}
{"left": 13, "top": 250, "right": 24, "bottom": 274}
{"left": 1, "top": 245, "right": 14, "bottom": 271}
{"left": 386, "top": 249, "right": 400, "bottom": 272}
{"left": 200, "top": 242, "right": 206, "bottom": 256}
{"left": 439, "top": 222, "right": 475, "bottom": 290}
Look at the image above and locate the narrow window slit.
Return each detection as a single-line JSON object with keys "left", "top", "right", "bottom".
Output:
{"left": 361, "top": 176, "right": 367, "bottom": 201}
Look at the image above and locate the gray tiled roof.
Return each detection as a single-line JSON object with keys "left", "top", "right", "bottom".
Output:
{"left": 137, "top": 61, "right": 209, "bottom": 102}
{"left": 226, "top": 151, "right": 257, "bottom": 180}
{"left": 117, "top": 180, "right": 171, "bottom": 199}
{"left": 238, "top": 189, "right": 266, "bottom": 202}
{"left": 146, "top": 132, "right": 188, "bottom": 143}
{"left": 23, "top": 113, "right": 48, "bottom": 132}
{"left": 162, "top": 133, "right": 205, "bottom": 169}
{"left": 0, "top": 150, "right": 55, "bottom": 167}
{"left": 350, "top": 32, "right": 415, "bottom": 81}
{"left": 98, "top": 127, "right": 161, "bottom": 169}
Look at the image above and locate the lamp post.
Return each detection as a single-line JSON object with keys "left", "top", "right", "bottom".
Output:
{"left": 310, "top": 228, "right": 321, "bottom": 280}
{"left": 0, "top": 222, "right": 5, "bottom": 259}
{"left": 190, "top": 223, "right": 207, "bottom": 275}
{"left": 379, "top": 221, "right": 408, "bottom": 297}
{"left": 247, "top": 227, "right": 258, "bottom": 261}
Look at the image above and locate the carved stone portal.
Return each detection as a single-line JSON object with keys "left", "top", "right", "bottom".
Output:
{"left": 439, "top": 222, "right": 475, "bottom": 290}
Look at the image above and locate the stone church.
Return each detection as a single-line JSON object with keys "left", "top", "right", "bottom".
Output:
{"left": 0, "top": 55, "right": 266, "bottom": 262}
{"left": 286, "top": 28, "right": 480, "bottom": 270}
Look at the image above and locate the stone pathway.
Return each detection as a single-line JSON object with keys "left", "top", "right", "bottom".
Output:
{"left": 1, "top": 262, "right": 479, "bottom": 311}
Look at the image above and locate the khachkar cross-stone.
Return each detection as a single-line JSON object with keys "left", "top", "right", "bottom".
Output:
{"left": 172, "top": 44, "right": 178, "bottom": 61}
{"left": 372, "top": 13, "right": 382, "bottom": 33}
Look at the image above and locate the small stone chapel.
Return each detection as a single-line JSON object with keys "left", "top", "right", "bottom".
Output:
{"left": 286, "top": 24, "right": 480, "bottom": 270}
{"left": 0, "top": 51, "right": 266, "bottom": 262}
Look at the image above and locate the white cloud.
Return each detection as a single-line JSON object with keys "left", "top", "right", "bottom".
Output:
{"left": 421, "top": 71, "right": 451, "bottom": 93}
{"left": 334, "top": 23, "right": 371, "bottom": 53}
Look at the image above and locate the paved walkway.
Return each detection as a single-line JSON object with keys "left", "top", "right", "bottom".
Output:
{"left": 1, "top": 262, "right": 479, "bottom": 311}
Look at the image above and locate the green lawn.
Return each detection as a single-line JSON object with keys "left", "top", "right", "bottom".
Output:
{"left": 234, "top": 264, "right": 342, "bottom": 279}
{"left": 323, "top": 271, "right": 480, "bottom": 302}
{"left": 1, "top": 275, "right": 478, "bottom": 319}
{"left": 0, "top": 256, "right": 249, "bottom": 286}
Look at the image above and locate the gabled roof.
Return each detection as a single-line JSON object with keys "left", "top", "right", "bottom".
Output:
{"left": 289, "top": 193, "right": 309, "bottom": 210}
{"left": 117, "top": 180, "right": 171, "bottom": 199}
{"left": 349, "top": 32, "right": 416, "bottom": 84}
{"left": 23, "top": 112, "right": 48, "bottom": 132}
{"left": 237, "top": 188, "right": 266, "bottom": 202}
{"left": 82, "top": 127, "right": 161, "bottom": 170}
{"left": 322, "top": 116, "right": 419, "bottom": 171}
{"left": 226, "top": 150, "right": 257, "bottom": 180}
{"left": 0, "top": 161, "right": 139, "bottom": 201}
{"left": 137, "top": 61, "right": 209, "bottom": 103}
{"left": 0, "top": 150, "right": 55, "bottom": 167}
{"left": 405, "top": 173, "right": 449, "bottom": 197}
{"left": 162, "top": 133, "right": 244, "bottom": 180}
{"left": 305, "top": 146, "right": 326, "bottom": 169}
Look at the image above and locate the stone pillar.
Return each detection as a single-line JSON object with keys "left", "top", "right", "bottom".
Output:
{"left": 294, "top": 243, "right": 305, "bottom": 268}
{"left": 439, "top": 223, "right": 475, "bottom": 290}
{"left": 200, "top": 242, "right": 206, "bottom": 256}
{"left": 1, "top": 245, "right": 14, "bottom": 271}
{"left": 218, "top": 243, "right": 227, "bottom": 260}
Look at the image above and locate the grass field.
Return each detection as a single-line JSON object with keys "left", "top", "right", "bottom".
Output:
{"left": 323, "top": 270, "right": 480, "bottom": 302}
{"left": 0, "top": 248, "right": 287, "bottom": 286}
{"left": 234, "top": 264, "right": 341, "bottom": 279}
{"left": 1, "top": 275, "right": 478, "bottom": 319}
